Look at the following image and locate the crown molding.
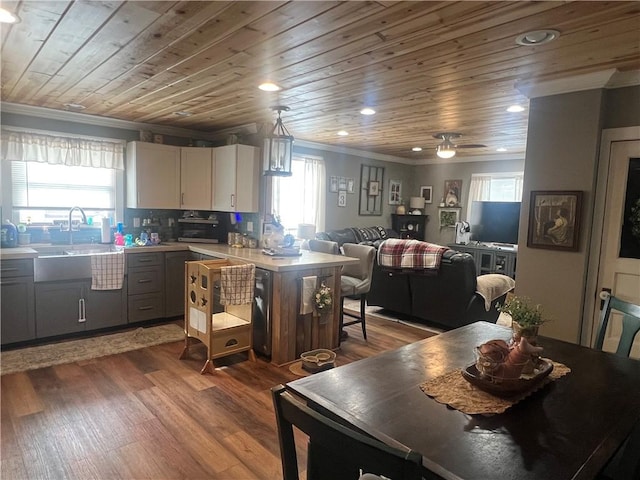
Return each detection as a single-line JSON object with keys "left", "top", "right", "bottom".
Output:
{"left": 0, "top": 102, "right": 222, "bottom": 140}
{"left": 294, "top": 138, "right": 417, "bottom": 165}
{"left": 515, "top": 69, "right": 640, "bottom": 99}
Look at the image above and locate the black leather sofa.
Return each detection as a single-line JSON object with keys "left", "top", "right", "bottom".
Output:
{"left": 368, "top": 249, "right": 507, "bottom": 330}
{"left": 315, "top": 226, "right": 398, "bottom": 248}
{"left": 315, "top": 226, "right": 508, "bottom": 330}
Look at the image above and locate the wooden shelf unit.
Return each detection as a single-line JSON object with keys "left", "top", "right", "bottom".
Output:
{"left": 180, "top": 259, "right": 255, "bottom": 374}
{"left": 391, "top": 214, "right": 429, "bottom": 241}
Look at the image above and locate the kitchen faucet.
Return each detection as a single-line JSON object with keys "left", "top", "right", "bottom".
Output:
{"left": 67, "top": 206, "right": 88, "bottom": 244}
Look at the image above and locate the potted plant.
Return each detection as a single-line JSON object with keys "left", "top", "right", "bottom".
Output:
{"left": 497, "top": 295, "right": 547, "bottom": 343}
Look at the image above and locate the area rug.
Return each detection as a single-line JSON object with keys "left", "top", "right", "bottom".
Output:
{"left": 343, "top": 299, "right": 442, "bottom": 336}
{"left": 1, "top": 323, "right": 185, "bottom": 376}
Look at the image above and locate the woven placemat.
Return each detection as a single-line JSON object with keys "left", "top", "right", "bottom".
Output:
{"left": 420, "top": 359, "right": 571, "bottom": 415}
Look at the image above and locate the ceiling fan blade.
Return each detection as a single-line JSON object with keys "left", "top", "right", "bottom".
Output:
{"left": 455, "top": 144, "right": 487, "bottom": 149}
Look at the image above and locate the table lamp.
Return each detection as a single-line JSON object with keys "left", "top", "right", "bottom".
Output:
{"left": 409, "top": 196, "right": 425, "bottom": 215}
{"left": 297, "top": 223, "right": 316, "bottom": 250}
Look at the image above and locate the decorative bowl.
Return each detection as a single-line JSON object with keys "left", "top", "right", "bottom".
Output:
{"left": 461, "top": 358, "right": 553, "bottom": 397}
{"left": 300, "top": 349, "right": 336, "bottom": 373}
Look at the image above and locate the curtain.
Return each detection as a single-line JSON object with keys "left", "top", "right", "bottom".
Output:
{"left": 467, "top": 174, "right": 492, "bottom": 218}
{"left": 272, "top": 155, "right": 326, "bottom": 233}
{"left": 1, "top": 130, "right": 125, "bottom": 170}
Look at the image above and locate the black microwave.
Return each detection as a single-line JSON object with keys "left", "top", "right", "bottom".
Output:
{"left": 178, "top": 216, "right": 228, "bottom": 243}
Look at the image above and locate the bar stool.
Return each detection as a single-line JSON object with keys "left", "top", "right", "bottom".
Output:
{"left": 340, "top": 243, "right": 375, "bottom": 341}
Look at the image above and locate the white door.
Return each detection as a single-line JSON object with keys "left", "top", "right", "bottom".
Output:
{"left": 592, "top": 138, "right": 640, "bottom": 358}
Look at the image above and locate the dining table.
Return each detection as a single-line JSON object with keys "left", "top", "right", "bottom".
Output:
{"left": 284, "top": 321, "right": 640, "bottom": 480}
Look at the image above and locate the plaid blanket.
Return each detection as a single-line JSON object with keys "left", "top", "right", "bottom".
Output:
{"left": 220, "top": 264, "right": 255, "bottom": 305}
{"left": 377, "top": 239, "right": 448, "bottom": 270}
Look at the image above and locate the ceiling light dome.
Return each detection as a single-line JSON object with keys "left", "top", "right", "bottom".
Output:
{"left": 360, "top": 107, "right": 376, "bottom": 115}
{"left": 436, "top": 142, "right": 456, "bottom": 159}
{"left": 515, "top": 29, "right": 560, "bottom": 46}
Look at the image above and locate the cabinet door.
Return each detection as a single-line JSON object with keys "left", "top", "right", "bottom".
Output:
{"left": 165, "top": 251, "right": 193, "bottom": 317}
{"left": 234, "top": 144, "right": 260, "bottom": 212}
{"left": 35, "top": 281, "right": 86, "bottom": 338}
{"left": 126, "top": 142, "right": 181, "bottom": 209}
{"left": 180, "top": 147, "right": 213, "bottom": 210}
{"left": 213, "top": 145, "right": 260, "bottom": 212}
{"left": 84, "top": 284, "right": 127, "bottom": 330}
{"left": 213, "top": 145, "right": 237, "bottom": 211}
{"left": 1, "top": 276, "right": 35, "bottom": 344}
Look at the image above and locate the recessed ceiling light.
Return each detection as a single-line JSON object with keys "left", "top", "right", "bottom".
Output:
{"left": 337, "top": 130, "right": 349, "bottom": 136}
{"left": 0, "top": 8, "right": 20, "bottom": 24}
{"left": 515, "top": 29, "right": 560, "bottom": 46}
{"left": 496, "top": 147, "right": 507, "bottom": 152}
{"left": 360, "top": 107, "right": 376, "bottom": 115}
{"left": 259, "top": 82, "right": 281, "bottom": 92}
{"left": 174, "top": 111, "right": 193, "bottom": 117}
{"left": 412, "top": 147, "right": 422, "bottom": 152}
{"left": 506, "top": 105, "right": 525, "bottom": 113}
{"left": 64, "top": 103, "right": 86, "bottom": 110}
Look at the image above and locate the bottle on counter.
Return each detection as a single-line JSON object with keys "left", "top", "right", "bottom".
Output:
{"left": 1, "top": 219, "right": 18, "bottom": 248}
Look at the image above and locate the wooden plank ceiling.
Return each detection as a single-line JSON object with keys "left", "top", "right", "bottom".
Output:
{"left": 1, "top": 1, "right": 639, "bottom": 161}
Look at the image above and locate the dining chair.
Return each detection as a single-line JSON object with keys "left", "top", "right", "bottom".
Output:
{"left": 271, "top": 384, "right": 423, "bottom": 480}
{"left": 308, "top": 239, "right": 340, "bottom": 255}
{"left": 594, "top": 294, "right": 640, "bottom": 480}
{"left": 594, "top": 293, "right": 640, "bottom": 357}
{"left": 340, "top": 243, "right": 376, "bottom": 341}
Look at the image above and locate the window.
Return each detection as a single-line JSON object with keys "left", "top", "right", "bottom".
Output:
{"left": 466, "top": 172, "right": 524, "bottom": 219}
{"left": 1, "top": 128, "right": 124, "bottom": 225}
{"left": 271, "top": 155, "right": 326, "bottom": 234}
{"left": 11, "top": 161, "right": 117, "bottom": 224}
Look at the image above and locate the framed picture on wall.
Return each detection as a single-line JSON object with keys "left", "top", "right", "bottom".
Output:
{"left": 389, "top": 179, "right": 402, "bottom": 205}
{"left": 439, "top": 208, "right": 460, "bottom": 228}
{"left": 443, "top": 179, "right": 462, "bottom": 207}
{"left": 329, "top": 176, "right": 338, "bottom": 193}
{"left": 338, "top": 190, "right": 347, "bottom": 207}
{"left": 347, "top": 178, "right": 355, "bottom": 194}
{"left": 368, "top": 181, "right": 380, "bottom": 196}
{"left": 338, "top": 177, "right": 347, "bottom": 191}
{"left": 527, "top": 190, "right": 583, "bottom": 251}
{"left": 420, "top": 185, "right": 433, "bottom": 204}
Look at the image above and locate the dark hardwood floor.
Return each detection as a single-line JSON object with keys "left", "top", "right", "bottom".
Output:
{"left": 1, "top": 316, "right": 432, "bottom": 480}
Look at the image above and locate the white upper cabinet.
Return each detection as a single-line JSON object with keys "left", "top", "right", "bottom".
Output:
{"left": 126, "top": 142, "right": 181, "bottom": 209}
{"left": 180, "top": 147, "right": 213, "bottom": 210}
{"left": 213, "top": 145, "right": 260, "bottom": 212}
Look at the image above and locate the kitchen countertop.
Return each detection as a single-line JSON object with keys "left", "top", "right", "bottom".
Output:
{"left": 0, "top": 242, "right": 357, "bottom": 272}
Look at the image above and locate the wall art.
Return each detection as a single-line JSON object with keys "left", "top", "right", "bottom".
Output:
{"left": 527, "top": 190, "right": 582, "bottom": 251}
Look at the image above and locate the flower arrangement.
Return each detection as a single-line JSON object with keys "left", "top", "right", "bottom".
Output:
{"left": 497, "top": 295, "right": 547, "bottom": 329}
{"left": 314, "top": 282, "right": 333, "bottom": 313}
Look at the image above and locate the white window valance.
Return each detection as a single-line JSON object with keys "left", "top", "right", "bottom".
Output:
{"left": 1, "top": 129, "right": 124, "bottom": 170}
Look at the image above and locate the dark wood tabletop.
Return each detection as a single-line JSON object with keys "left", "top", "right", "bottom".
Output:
{"left": 285, "top": 322, "right": 640, "bottom": 480}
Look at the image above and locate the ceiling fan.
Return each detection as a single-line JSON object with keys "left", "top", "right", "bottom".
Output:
{"left": 433, "top": 132, "right": 487, "bottom": 158}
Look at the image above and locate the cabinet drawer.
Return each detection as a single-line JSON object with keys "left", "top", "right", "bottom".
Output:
{"left": 128, "top": 293, "right": 164, "bottom": 322}
{"left": 127, "top": 252, "right": 163, "bottom": 268}
{"left": 128, "top": 266, "right": 163, "bottom": 294}
{"left": 1, "top": 259, "right": 34, "bottom": 278}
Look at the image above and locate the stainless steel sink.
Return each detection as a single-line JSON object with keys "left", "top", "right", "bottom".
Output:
{"left": 33, "top": 245, "right": 123, "bottom": 282}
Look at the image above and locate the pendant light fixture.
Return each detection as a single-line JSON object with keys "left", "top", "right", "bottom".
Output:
{"left": 263, "top": 105, "right": 294, "bottom": 176}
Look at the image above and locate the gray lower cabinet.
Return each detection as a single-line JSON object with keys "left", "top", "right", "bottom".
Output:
{"left": 35, "top": 280, "right": 126, "bottom": 338}
{"left": 165, "top": 250, "right": 196, "bottom": 317}
{"left": 127, "top": 252, "right": 165, "bottom": 322}
{"left": 1, "top": 259, "right": 36, "bottom": 344}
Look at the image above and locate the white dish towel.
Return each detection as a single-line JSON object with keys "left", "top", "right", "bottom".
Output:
{"left": 91, "top": 252, "right": 125, "bottom": 290}
{"left": 300, "top": 276, "right": 317, "bottom": 315}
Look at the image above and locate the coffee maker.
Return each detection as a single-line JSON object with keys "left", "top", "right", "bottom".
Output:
{"left": 454, "top": 221, "right": 471, "bottom": 244}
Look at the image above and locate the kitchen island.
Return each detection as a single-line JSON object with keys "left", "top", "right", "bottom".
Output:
{"left": 2, "top": 242, "right": 358, "bottom": 365}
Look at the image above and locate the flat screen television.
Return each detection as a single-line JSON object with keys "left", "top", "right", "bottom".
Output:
{"left": 470, "top": 201, "right": 521, "bottom": 245}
